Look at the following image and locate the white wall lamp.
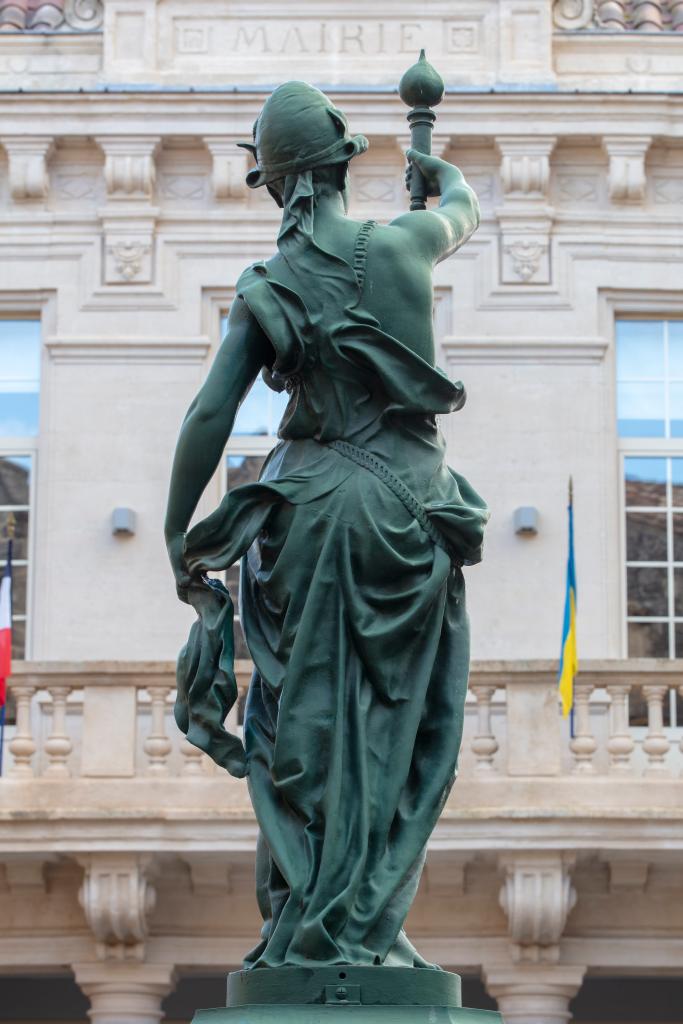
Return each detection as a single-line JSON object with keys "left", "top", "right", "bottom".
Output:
{"left": 111, "top": 507, "right": 137, "bottom": 537}
{"left": 513, "top": 506, "right": 538, "bottom": 537}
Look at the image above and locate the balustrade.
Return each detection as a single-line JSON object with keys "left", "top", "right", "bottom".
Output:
{"left": 2, "top": 662, "right": 681, "bottom": 785}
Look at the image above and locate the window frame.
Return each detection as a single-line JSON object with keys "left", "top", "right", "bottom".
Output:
{"left": 0, "top": 309, "right": 44, "bottom": 662}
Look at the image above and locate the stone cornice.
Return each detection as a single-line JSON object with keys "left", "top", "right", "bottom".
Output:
{"left": 2, "top": 91, "right": 683, "bottom": 140}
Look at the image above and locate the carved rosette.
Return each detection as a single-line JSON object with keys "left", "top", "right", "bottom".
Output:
{"left": 78, "top": 855, "right": 156, "bottom": 960}
{"left": 552, "top": 0, "right": 595, "bottom": 30}
{"left": 64, "top": 0, "right": 104, "bottom": 31}
{"left": 499, "top": 854, "right": 577, "bottom": 963}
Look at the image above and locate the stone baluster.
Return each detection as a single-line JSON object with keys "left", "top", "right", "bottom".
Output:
{"left": 44, "top": 685, "right": 73, "bottom": 777}
{"left": 641, "top": 683, "right": 670, "bottom": 776}
{"left": 569, "top": 681, "right": 597, "bottom": 774}
{"left": 8, "top": 683, "right": 37, "bottom": 777}
{"left": 144, "top": 687, "right": 172, "bottom": 776}
{"left": 470, "top": 683, "right": 499, "bottom": 773}
{"left": 606, "top": 682, "right": 635, "bottom": 775}
{"left": 179, "top": 736, "right": 204, "bottom": 777}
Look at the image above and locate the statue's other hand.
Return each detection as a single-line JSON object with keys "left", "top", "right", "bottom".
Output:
{"left": 405, "top": 149, "right": 444, "bottom": 198}
{"left": 166, "top": 531, "right": 192, "bottom": 599}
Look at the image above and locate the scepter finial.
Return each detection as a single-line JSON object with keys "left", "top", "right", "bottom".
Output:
{"left": 399, "top": 50, "right": 445, "bottom": 211}
{"left": 398, "top": 49, "right": 445, "bottom": 110}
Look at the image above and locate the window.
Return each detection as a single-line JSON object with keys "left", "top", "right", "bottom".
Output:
{"left": 220, "top": 312, "right": 288, "bottom": 659}
{"left": 617, "top": 319, "right": 683, "bottom": 726}
{"left": 0, "top": 319, "right": 41, "bottom": 660}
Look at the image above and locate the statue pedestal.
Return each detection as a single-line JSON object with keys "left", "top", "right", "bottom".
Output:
{"left": 191, "top": 966, "right": 503, "bottom": 1023}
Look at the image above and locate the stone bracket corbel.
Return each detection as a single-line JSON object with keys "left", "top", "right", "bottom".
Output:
{"left": 604, "top": 136, "right": 651, "bottom": 203}
{"left": 498, "top": 853, "right": 576, "bottom": 963}
{"left": 78, "top": 854, "right": 156, "bottom": 961}
{"left": 1, "top": 136, "right": 54, "bottom": 201}
{"left": 495, "top": 136, "right": 556, "bottom": 285}
{"left": 205, "top": 137, "right": 249, "bottom": 200}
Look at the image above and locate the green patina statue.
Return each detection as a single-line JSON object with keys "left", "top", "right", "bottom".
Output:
{"left": 165, "top": 54, "right": 495, "bottom": 1022}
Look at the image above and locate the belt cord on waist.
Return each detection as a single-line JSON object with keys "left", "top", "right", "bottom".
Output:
{"left": 327, "top": 438, "right": 463, "bottom": 568}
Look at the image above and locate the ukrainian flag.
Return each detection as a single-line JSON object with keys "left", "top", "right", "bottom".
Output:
{"left": 558, "top": 479, "right": 577, "bottom": 718}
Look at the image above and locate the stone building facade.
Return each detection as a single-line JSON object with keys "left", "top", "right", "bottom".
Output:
{"left": 0, "top": 2, "right": 682, "bottom": 1022}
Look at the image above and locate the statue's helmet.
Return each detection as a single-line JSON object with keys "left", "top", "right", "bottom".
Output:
{"left": 238, "top": 81, "right": 368, "bottom": 190}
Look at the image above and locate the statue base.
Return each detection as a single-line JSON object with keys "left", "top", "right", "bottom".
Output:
{"left": 192, "top": 966, "right": 503, "bottom": 1023}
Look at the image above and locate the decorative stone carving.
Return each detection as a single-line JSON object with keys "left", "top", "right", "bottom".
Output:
{"left": 78, "top": 854, "right": 156, "bottom": 960}
{"left": 504, "top": 239, "right": 549, "bottom": 283}
{"left": 497, "top": 137, "right": 556, "bottom": 198}
{"left": 64, "top": 0, "right": 104, "bottom": 31}
{"left": 485, "top": 965, "right": 586, "bottom": 1024}
{"left": 106, "top": 240, "right": 152, "bottom": 283}
{"left": 499, "top": 854, "right": 577, "bottom": 963}
{"left": 96, "top": 136, "right": 160, "bottom": 201}
{"left": 1, "top": 137, "right": 54, "bottom": 201}
{"left": 552, "top": 0, "right": 595, "bottom": 30}
{"left": 604, "top": 136, "right": 651, "bottom": 203}
{"left": 557, "top": 174, "right": 599, "bottom": 204}
{"left": 73, "top": 963, "right": 175, "bottom": 1024}
{"left": 205, "top": 138, "right": 248, "bottom": 200}
{"left": 495, "top": 137, "right": 555, "bottom": 285}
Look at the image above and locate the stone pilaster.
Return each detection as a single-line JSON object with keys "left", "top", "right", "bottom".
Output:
{"left": 495, "top": 136, "right": 556, "bottom": 285}
{"left": 95, "top": 135, "right": 160, "bottom": 285}
{"left": 73, "top": 962, "right": 175, "bottom": 1024}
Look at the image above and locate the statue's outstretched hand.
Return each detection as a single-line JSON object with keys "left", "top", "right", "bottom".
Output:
{"left": 405, "top": 149, "right": 447, "bottom": 199}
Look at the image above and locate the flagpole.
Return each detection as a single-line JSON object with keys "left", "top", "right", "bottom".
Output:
{"left": 0, "top": 512, "right": 15, "bottom": 776}
{"left": 568, "top": 477, "right": 575, "bottom": 741}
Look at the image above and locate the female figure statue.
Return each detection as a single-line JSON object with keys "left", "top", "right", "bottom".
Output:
{"left": 165, "top": 82, "right": 488, "bottom": 972}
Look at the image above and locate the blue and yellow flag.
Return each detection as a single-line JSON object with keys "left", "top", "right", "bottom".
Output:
{"left": 558, "top": 478, "right": 577, "bottom": 717}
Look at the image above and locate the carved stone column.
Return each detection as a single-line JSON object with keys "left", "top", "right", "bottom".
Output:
{"left": 78, "top": 854, "right": 156, "bottom": 961}
{"left": 73, "top": 962, "right": 175, "bottom": 1024}
{"left": 95, "top": 135, "right": 160, "bottom": 285}
{"left": 604, "top": 136, "right": 651, "bottom": 203}
{"left": 485, "top": 965, "right": 586, "bottom": 1024}
{"left": 495, "top": 136, "right": 556, "bottom": 285}
{"left": 498, "top": 853, "right": 576, "bottom": 963}
{"left": 1, "top": 136, "right": 54, "bottom": 201}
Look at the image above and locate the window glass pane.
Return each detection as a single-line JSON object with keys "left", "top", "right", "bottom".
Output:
{"left": 624, "top": 458, "right": 667, "bottom": 507}
{"left": 226, "top": 454, "right": 265, "bottom": 491}
{"left": 628, "top": 621, "right": 669, "bottom": 657}
{"left": 668, "top": 321, "right": 683, "bottom": 378}
{"left": 233, "top": 376, "right": 289, "bottom": 437}
{"left": 2, "top": 563, "right": 27, "bottom": 616}
{"left": 628, "top": 689, "right": 648, "bottom": 727}
{"left": 616, "top": 320, "right": 665, "bottom": 379}
{"left": 672, "top": 460, "right": 683, "bottom": 508}
{"left": 673, "top": 514, "right": 683, "bottom": 563}
{"left": 674, "top": 568, "right": 683, "bottom": 617}
{"left": 0, "top": 320, "right": 41, "bottom": 385}
{"left": 10, "top": 618, "right": 25, "bottom": 660}
{"left": 0, "top": 393, "right": 40, "bottom": 436}
{"left": 676, "top": 623, "right": 683, "bottom": 659}
{"left": 0, "top": 510, "right": 28, "bottom": 560}
{"left": 626, "top": 566, "right": 668, "bottom": 617}
{"left": 670, "top": 383, "right": 683, "bottom": 438}
{"left": 626, "top": 511, "right": 667, "bottom": 562}
{"left": 0, "top": 455, "right": 30, "bottom": 505}
{"left": 617, "top": 382, "right": 665, "bottom": 437}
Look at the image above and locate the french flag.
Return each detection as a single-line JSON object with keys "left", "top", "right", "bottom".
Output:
{"left": 0, "top": 538, "right": 12, "bottom": 771}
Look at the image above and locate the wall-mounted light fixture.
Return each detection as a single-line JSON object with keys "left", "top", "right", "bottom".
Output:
{"left": 513, "top": 506, "right": 538, "bottom": 537}
{"left": 111, "top": 507, "right": 136, "bottom": 537}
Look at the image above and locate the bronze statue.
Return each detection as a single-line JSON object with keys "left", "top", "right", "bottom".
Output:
{"left": 165, "top": 55, "right": 493, "bottom": 1021}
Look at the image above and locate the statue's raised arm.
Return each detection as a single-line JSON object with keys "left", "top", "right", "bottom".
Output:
{"left": 167, "top": 61, "right": 493, "bottom": 1022}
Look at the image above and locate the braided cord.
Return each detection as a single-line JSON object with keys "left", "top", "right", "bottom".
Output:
{"left": 327, "top": 439, "right": 462, "bottom": 567}
{"left": 353, "top": 220, "right": 377, "bottom": 292}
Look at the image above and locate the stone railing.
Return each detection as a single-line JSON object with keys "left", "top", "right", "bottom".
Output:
{"left": 2, "top": 660, "right": 681, "bottom": 783}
